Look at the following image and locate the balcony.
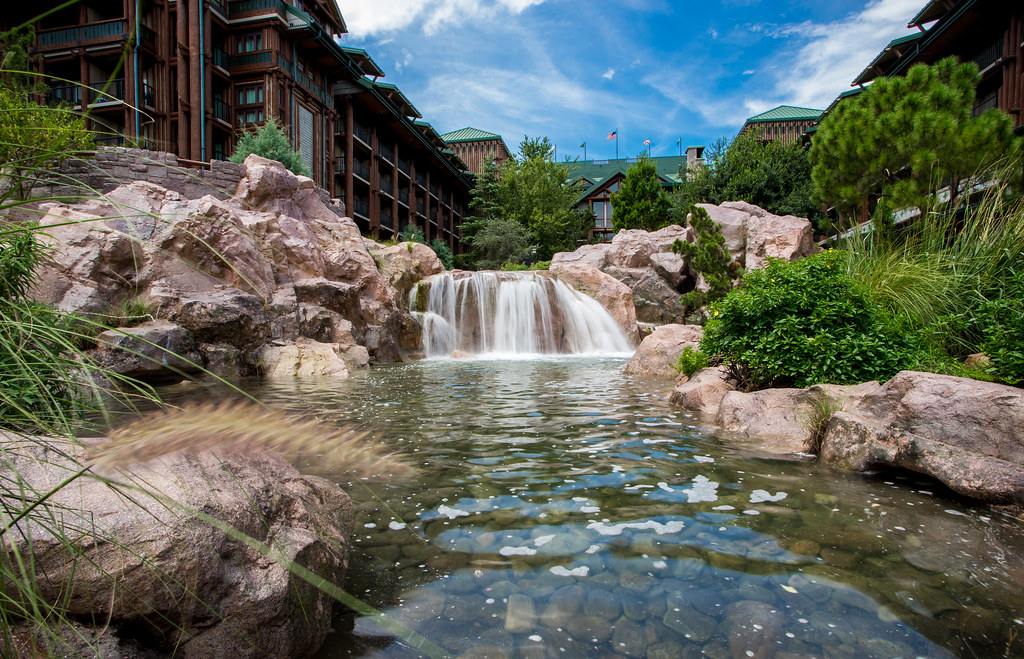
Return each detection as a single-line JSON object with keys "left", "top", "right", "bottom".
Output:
{"left": 37, "top": 20, "right": 126, "bottom": 50}
{"left": 228, "top": 0, "right": 313, "bottom": 29}
{"left": 47, "top": 84, "right": 81, "bottom": 106}
{"left": 380, "top": 178, "right": 393, "bottom": 197}
{"left": 227, "top": 51, "right": 272, "bottom": 68}
{"left": 212, "top": 47, "right": 228, "bottom": 69}
{"left": 416, "top": 201, "right": 425, "bottom": 215}
{"left": 352, "top": 198, "right": 369, "bottom": 218}
{"left": 398, "top": 189, "right": 409, "bottom": 205}
{"left": 972, "top": 91, "right": 998, "bottom": 117}
{"left": 398, "top": 157, "right": 411, "bottom": 176}
{"left": 213, "top": 98, "right": 231, "bottom": 122}
{"left": 352, "top": 160, "right": 370, "bottom": 181}
{"left": 429, "top": 183, "right": 438, "bottom": 198}
{"left": 353, "top": 122, "right": 371, "bottom": 146}
{"left": 91, "top": 78, "right": 125, "bottom": 104}
{"left": 142, "top": 83, "right": 155, "bottom": 108}
{"left": 381, "top": 210, "right": 394, "bottom": 230}
{"left": 430, "top": 210, "right": 438, "bottom": 225}
{"left": 973, "top": 40, "right": 1003, "bottom": 75}
{"left": 379, "top": 143, "right": 394, "bottom": 163}
{"left": 139, "top": 24, "right": 157, "bottom": 49}
{"left": 415, "top": 172, "right": 426, "bottom": 188}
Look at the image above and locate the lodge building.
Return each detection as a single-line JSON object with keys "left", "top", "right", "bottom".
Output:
{"left": 4, "top": 0, "right": 474, "bottom": 250}
{"left": 440, "top": 128, "right": 512, "bottom": 175}
{"left": 739, "top": 106, "right": 824, "bottom": 146}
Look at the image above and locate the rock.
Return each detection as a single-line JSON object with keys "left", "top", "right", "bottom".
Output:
{"left": 662, "top": 597, "right": 717, "bottom": 643}
{"left": 2, "top": 435, "right": 354, "bottom": 658}
{"left": 505, "top": 594, "right": 536, "bottom": 633}
{"left": 369, "top": 241, "right": 445, "bottom": 301}
{"left": 743, "top": 210, "right": 817, "bottom": 271}
{"left": 549, "top": 264, "right": 639, "bottom": 343}
{"left": 821, "top": 371, "right": 1024, "bottom": 505}
{"left": 610, "top": 617, "right": 647, "bottom": 657}
{"left": 260, "top": 338, "right": 352, "bottom": 378}
{"left": 723, "top": 600, "right": 785, "bottom": 659}
{"left": 32, "top": 156, "right": 414, "bottom": 368}
{"left": 667, "top": 366, "right": 736, "bottom": 418}
{"left": 696, "top": 203, "right": 750, "bottom": 259}
{"left": 94, "top": 320, "right": 202, "bottom": 383}
{"left": 964, "top": 352, "right": 990, "bottom": 369}
{"left": 715, "top": 382, "right": 880, "bottom": 454}
{"left": 623, "top": 324, "right": 703, "bottom": 377}
{"left": 605, "top": 265, "right": 686, "bottom": 325}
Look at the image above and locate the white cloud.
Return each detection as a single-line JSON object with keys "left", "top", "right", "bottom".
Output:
{"left": 707, "top": 27, "right": 719, "bottom": 39}
{"left": 341, "top": 0, "right": 546, "bottom": 38}
{"left": 602, "top": 68, "right": 616, "bottom": 80}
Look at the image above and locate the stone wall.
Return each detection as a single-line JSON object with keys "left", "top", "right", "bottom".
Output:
{"left": 39, "top": 147, "right": 247, "bottom": 201}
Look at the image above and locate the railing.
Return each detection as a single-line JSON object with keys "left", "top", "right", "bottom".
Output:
{"left": 380, "top": 210, "right": 393, "bottom": 229}
{"left": 352, "top": 198, "right": 369, "bottom": 218}
{"left": 972, "top": 91, "right": 999, "bottom": 117}
{"left": 38, "top": 19, "right": 126, "bottom": 47}
{"left": 398, "top": 189, "right": 409, "bottom": 205}
{"left": 398, "top": 157, "right": 411, "bottom": 175}
{"left": 212, "top": 47, "right": 227, "bottom": 68}
{"left": 379, "top": 143, "right": 394, "bottom": 163}
{"left": 353, "top": 122, "right": 371, "bottom": 145}
{"left": 380, "top": 178, "right": 393, "bottom": 196}
{"left": 594, "top": 217, "right": 613, "bottom": 229}
{"left": 352, "top": 160, "right": 370, "bottom": 181}
{"left": 416, "top": 201, "right": 425, "bottom": 215}
{"left": 430, "top": 210, "right": 438, "bottom": 225}
{"left": 139, "top": 24, "right": 157, "bottom": 48}
{"left": 142, "top": 83, "right": 155, "bottom": 107}
{"left": 209, "top": 0, "right": 228, "bottom": 13}
{"left": 415, "top": 172, "right": 426, "bottom": 187}
{"left": 90, "top": 78, "right": 125, "bottom": 103}
{"left": 429, "top": 183, "right": 438, "bottom": 198}
{"left": 47, "top": 84, "right": 81, "bottom": 106}
{"left": 277, "top": 52, "right": 295, "bottom": 77}
{"left": 94, "top": 134, "right": 126, "bottom": 146}
{"left": 213, "top": 98, "right": 231, "bottom": 122}
{"left": 973, "top": 40, "right": 1003, "bottom": 73}
{"left": 228, "top": 52, "right": 272, "bottom": 67}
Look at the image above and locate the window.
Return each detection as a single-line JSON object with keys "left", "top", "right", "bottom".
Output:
{"left": 236, "top": 84, "right": 264, "bottom": 106}
{"left": 236, "top": 108, "right": 264, "bottom": 125}
{"left": 606, "top": 181, "right": 619, "bottom": 193}
{"left": 592, "top": 200, "right": 612, "bottom": 229}
{"left": 238, "top": 32, "right": 262, "bottom": 53}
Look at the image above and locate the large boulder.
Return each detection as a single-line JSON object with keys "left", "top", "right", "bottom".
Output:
{"left": 549, "top": 265, "right": 638, "bottom": 343}
{"left": 260, "top": 338, "right": 352, "bottom": 378}
{"left": 93, "top": 320, "right": 203, "bottom": 383}
{"left": 700, "top": 201, "right": 818, "bottom": 269}
{"left": 2, "top": 436, "right": 355, "bottom": 658}
{"left": 32, "top": 155, "right": 430, "bottom": 375}
{"left": 820, "top": 371, "right": 1024, "bottom": 505}
{"left": 667, "top": 366, "right": 736, "bottom": 419}
{"left": 623, "top": 324, "right": 702, "bottom": 377}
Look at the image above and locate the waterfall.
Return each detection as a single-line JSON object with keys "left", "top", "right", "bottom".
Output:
{"left": 410, "top": 271, "right": 634, "bottom": 358}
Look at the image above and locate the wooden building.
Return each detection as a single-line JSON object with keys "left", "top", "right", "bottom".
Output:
{"left": 5, "top": 0, "right": 472, "bottom": 249}
{"left": 739, "top": 105, "right": 824, "bottom": 146}
{"left": 440, "top": 128, "right": 511, "bottom": 175}
{"left": 851, "top": 0, "right": 1023, "bottom": 133}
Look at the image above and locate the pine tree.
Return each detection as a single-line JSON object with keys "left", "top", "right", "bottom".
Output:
{"left": 228, "top": 117, "right": 309, "bottom": 177}
{"left": 610, "top": 154, "right": 672, "bottom": 231}
{"left": 672, "top": 205, "right": 737, "bottom": 313}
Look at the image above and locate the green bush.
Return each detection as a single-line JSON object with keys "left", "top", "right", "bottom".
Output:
{"left": 672, "top": 205, "right": 738, "bottom": 311}
{"left": 401, "top": 224, "right": 426, "bottom": 243}
{"left": 430, "top": 238, "right": 454, "bottom": 270}
{"left": 701, "top": 250, "right": 921, "bottom": 388}
{"left": 674, "top": 346, "right": 709, "bottom": 377}
{"left": 972, "top": 269, "right": 1024, "bottom": 386}
{"left": 228, "top": 117, "right": 309, "bottom": 177}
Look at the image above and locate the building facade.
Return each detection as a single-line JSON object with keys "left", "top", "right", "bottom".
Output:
{"left": 440, "top": 128, "right": 512, "bottom": 175}
{"left": 739, "top": 105, "right": 824, "bottom": 146}
{"left": 7, "top": 0, "right": 472, "bottom": 249}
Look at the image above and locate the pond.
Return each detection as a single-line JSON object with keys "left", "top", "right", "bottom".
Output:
{"left": 161, "top": 357, "right": 1024, "bottom": 658}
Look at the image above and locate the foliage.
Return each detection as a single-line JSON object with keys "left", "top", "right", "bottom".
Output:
{"left": 0, "top": 88, "right": 93, "bottom": 200}
{"left": 810, "top": 57, "right": 1019, "bottom": 228}
{"left": 675, "top": 131, "right": 824, "bottom": 232}
{"left": 672, "top": 205, "right": 738, "bottom": 311}
{"left": 228, "top": 117, "right": 309, "bottom": 177}
{"left": 0, "top": 24, "right": 43, "bottom": 93}
{"left": 464, "top": 139, "right": 589, "bottom": 268}
{"left": 430, "top": 237, "right": 454, "bottom": 270}
{"left": 701, "top": 250, "right": 921, "bottom": 388}
{"left": 674, "top": 346, "right": 709, "bottom": 377}
{"left": 610, "top": 153, "right": 672, "bottom": 231}
{"left": 799, "top": 391, "right": 846, "bottom": 454}
{"left": 400, "top": 224, "right": 426, "bottom": 243}
{"left": 100, "top": 294, "right": 158, "bottom": 329}
{"left": 529, "top": 260, "right": 551, "bottom": 271}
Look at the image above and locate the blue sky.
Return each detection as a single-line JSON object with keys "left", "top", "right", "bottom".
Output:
{"left": 337, "top": 0, "right": 924, "bottom": 160}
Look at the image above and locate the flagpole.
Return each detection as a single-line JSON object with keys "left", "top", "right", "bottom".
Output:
{"left": 678, "top": 138, "right": 682, "bottom": 157}
{"left": 616, "top": 129, "right": 619, "bottom": 159}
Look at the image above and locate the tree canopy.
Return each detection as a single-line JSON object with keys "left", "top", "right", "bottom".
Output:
{"left": 464, "top": 136, "right": 589, "bottom": 268}
{"left": 674, "top": 131, "right": 823, "bottom": 231}
{"left": 809, "top": 56, "right": 1019, "bottom": 228}
{"left": 610, "top": 153, "right": 672, "bottom": 231}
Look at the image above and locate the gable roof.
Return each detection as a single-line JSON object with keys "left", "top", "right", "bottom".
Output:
{"left": 440, "top": 127, "right": 504, "bottom": 143}
{"left": 567, "top": 156, "right": 688, "bottom": 202}
{"left": 745, "top": 105, "right": 824, "bottom": 123}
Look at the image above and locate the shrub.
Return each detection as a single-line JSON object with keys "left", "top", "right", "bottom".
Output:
{"left": 701, "top": 250, "right": 921, "bottom": 388}
{"left": 672, "top": 205, "right": 738, "bottom": 312}
{"left": 228, "top": 117, "right": 309, "bottom": 177}
{"left": 972, "top": 269, "right": 1024, "bottom": 386}
{"left": 401, "top": 224, "right": 425, "bottom": 244}
{"left": 430, "top": 238, "right": 454, "bottom": 270}
{"left": 674, "top": 346, "right": 709, "bottom": 377}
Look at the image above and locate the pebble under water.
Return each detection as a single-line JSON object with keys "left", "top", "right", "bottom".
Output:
{"left": 172, "top": 358, "right": 1024, "bottom": 658}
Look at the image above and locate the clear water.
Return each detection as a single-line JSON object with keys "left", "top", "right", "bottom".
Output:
{"left": 162, "top": 358, "right": 1024, "bottom": 658}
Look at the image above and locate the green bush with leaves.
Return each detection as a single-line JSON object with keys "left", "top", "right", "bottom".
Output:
{"left": 228, "top": 117, "right": 309, "bottom": 177}
{"left": 701, "top": 250, "right": 921, "bottom": 388}
{"left": 674, "top": 346, "right": 709, "bottom": 377}
{"left": 672, "top": 205, "right": 738, "bottom": 311}
{"left": 430, "top": 237, "right": 454, "bottom": 270}
{"left": 970, "top": 269, "right": 1024, "bottom": 386}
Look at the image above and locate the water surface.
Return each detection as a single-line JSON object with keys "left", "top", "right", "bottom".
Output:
{"left": 165, "top": 358, "right": 1024, "bottom": 658}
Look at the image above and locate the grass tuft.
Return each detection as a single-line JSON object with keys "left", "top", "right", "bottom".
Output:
{"left": 89, "top": 400, "right": 418, "bottom": 482}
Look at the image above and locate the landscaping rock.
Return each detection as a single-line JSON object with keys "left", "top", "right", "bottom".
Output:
{"left": 667, "top": 366, "right": 736, "bottom": 419}
{"left": 93, "top": 320, "right": 202, "bottom": 383}
{"left": 260, "top": 338, "right": 352, "bottom": 378}
{"left": 549, "top": 264, "right": 638, "bottom": 343}
{"left": 2, "top": 435, "right": 354, "bottom": 658}
{"left": 623, "top": 324, "right": 703, "bottom": 377}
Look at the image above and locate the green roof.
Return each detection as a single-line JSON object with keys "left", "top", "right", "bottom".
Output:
{"left": 440, "top": 127, "right": 503, "bottom": 143}
{"left": 339, "top": 46, "right": 385, "bottom": 78}
{"left": 745, "top": 105, "right": 824, "bottom": 123}
{"left": 372, "top": 81, "right": 421, "bottom": 118}
{"left": 567, "top": 156, "right": 688, "bottom": 202}
{"left": 852, "top": 31, "right": 925, "bottom": 85}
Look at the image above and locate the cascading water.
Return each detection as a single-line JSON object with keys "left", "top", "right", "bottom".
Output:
{"left": 410, "top": 271, "right": 634, "bottom": 358}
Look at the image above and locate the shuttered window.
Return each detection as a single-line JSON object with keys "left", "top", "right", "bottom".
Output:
{"left": 298, "top": 105, "right": 314, "bottom": 176}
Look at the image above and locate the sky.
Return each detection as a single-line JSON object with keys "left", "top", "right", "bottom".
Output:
{"left": 335, "top": 0, "right": 925, "bottom": 161}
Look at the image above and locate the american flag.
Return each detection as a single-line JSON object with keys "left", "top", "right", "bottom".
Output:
{"left": 607, "top": 131, "right": 617, "bottom": 140}
{"left": 643, "top": 139, "right": 650, "bottom": 145}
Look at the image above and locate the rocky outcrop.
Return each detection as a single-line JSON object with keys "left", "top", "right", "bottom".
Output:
{"left": 94, "top": 320, "right": 203, "bottom": 383}
{"left": 820, "top": 372, "right": 1024, "bottom": 505}
{"left": 32, "top": 155, "right": 436, "bottom": 379}
{"left": 2, "top": 435, "right": 354, "bottom": 658}
{"left": 551, "top": 203, "right": 816, "bottom": 324}
{"left": 623, "top": 324, "right": 702, "bottom": 376}
{"left": 549, "top": 265, "right": 639, "bottom": 343}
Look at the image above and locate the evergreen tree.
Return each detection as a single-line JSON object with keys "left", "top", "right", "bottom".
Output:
{"left": 0, "top": 25, "right": 43, "bottom": 93}
{"left": 810, "top": 57, "right": 1018, "bottom": 228}
{"left": 610, "top": 154, "right": 672, "bottom": 231}
{"left": 228, "top": 117, "right": 309, "bottom": 177}
{"left": 672, "top": 205, "right": 738, "bottom": 313}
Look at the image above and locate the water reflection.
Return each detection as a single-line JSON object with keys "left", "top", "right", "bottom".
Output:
{"left": 157, "top": 358, "right": 1024, "bottom": 657}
